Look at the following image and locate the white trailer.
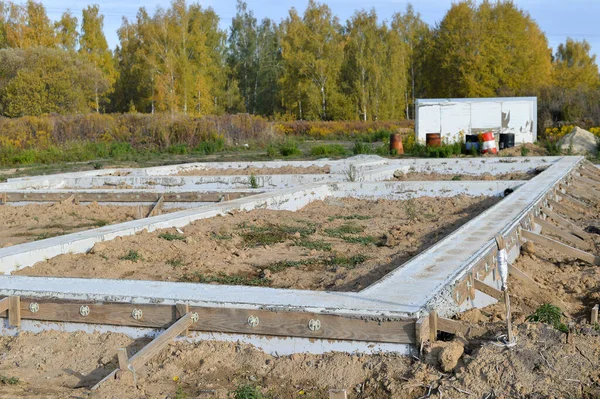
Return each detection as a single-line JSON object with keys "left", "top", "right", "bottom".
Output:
{"left": 415, "top": 97, "right": 537, "bottom": 144}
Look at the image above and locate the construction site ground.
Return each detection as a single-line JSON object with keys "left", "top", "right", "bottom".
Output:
{"left": 14, "top": 196, "right": 499, "bottom": 291}
{"left": 0, "top": 201, "right": 167, "bottom": 248}
{"left": 1, "top": 221, "right": 600, "bottom": 399}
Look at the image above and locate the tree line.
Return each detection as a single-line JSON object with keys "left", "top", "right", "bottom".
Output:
{"left": 0, "top": 0, "right": 598, "bottom": 125}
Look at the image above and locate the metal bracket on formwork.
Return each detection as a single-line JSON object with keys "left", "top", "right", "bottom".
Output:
{"left": 308, "top": 319, "right": 321, "bottom": 332}
{"left": 29, "top": 302, "right": 39, "bottom": 313}
{"left": 79, "top": 305, "right": 90, "bottom": 317}
{"left": 247, "top": 315, "right": 259, "bottom": 328}
{"left": 452, "top": 278, "right": 469, "bottom": 306}
{"left": 131, "top": 308, "right": 143, "bottom": 320}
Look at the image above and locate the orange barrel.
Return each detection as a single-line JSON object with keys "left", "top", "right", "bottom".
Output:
{"left": 389, "top": 134, "right": 404, "bottom": 154}
{"left": 481, "top": 131, "right": 497, "bottom": 154}
{"left": 426, "top": 133, "right": 442, "bottom": 147}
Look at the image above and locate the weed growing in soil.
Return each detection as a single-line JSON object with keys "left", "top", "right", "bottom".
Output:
{"left": 293, "top": 238, "right": 332, "bottom": 251}
{"left": 166, "top": 257, "right": 186, "bottom": 267}
{"left": 341, "top": 235, "right": 381, "bottom": 246}
{"left": 0, "top": 375, "right": 19, "bottom": 385}
{"left": 211, "top": 232, "right": 233, "bottom": 240}
{"left": 310, "top": 144, "right": 347, "bottom": 157}
{"left": 324, "top": 222, "right": 364, "bottom": 237}
{"left": 249, "top": 173, "right": 259, "bottom": 189}
{"left": 239, "top": 223, "right": 315, "bottom": 247}
{"left": 34, "top": 231, "right": 61, "bottom": 240}
{"left": 327, "top": 214, "right": 371, "bottom": 221}
{"left": 179, "top": 272, "right": 270, "bottom": 287}
{"left": 526, "top": 304, "right": 568, "bottom": 332}
{"left": 451, "top": 175, "right": 462, "bottom": 181}
{"left": 159, "top": 232, "right": 186, "bottom": 241}
{"left": 262, "top": 254, "right": 367, "bottom": 273}
{"left": 120, "top": 250, "right": 142, "bottom": 262}
{"left": 521, "top": 145, "right": 530, "bottom": 156}
{"left": 404, "top": 197, "right": 417, "bottom": 221}
{"left": 229, "top": 384, "right": 265, "bottom": 399}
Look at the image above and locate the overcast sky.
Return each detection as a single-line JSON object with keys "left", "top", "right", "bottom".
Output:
{"left": 40, "top": 0, "right": 600, "bottom": 58}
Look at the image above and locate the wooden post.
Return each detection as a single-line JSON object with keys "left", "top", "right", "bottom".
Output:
{"left": 147, "top": 195, "right": 164, "bottom": 218}
{"left": 533, "top": 216, "right": 590, "bottom": 250}
{"left": 329, "top": 389, "right": 348, "bottom": 399}
{"left": 0, "top": 296, "right": 21, "bottom": 327}
{"left": 429, "top": 311, "right": 437, "bottom": 343}
{"left": 0, "top": 193, "right": 6, "bottom": 205}
{"left": 521, "top": 229, "right": 600, "bottom": 265}
{"left": 591, "top": 305, "right": 599, "bottom": 325}
{"left": 494, "top": 235, "right": 513, "bottom": 344}
{"left": 175, "top": 303, "right": 190, "bottom": 337}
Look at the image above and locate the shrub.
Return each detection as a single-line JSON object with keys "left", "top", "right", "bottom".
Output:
{"left": 353, "top": 141, "right": 372, "bottom": 155}
{"left": 278, "top": 140, "right": 301, "bottom": 157}
{"left": 526, "top": 304, "right": 568, "bottom": 332}
{"left": 310, "top": 144, "right": 347, "bottom": 157}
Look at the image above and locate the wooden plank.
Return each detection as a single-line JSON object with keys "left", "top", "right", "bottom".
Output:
{"left": 508, "top": 265, "right": 567, "bottom": 310}
{"left": 5, "top": 297, "right": 415, "bottom": 344}
{"left": 329, "top": 390, "right": 348, "bottom": 399}
{"left": 582, "top": 164, "right": 600, "bottom": 179}
{"left": 591, "top": 305, "right": 599, "bottom": 325}
{"left": 436, "top": 317, "right": 487, "bottom": 338}
{"left": 147, "top": 195, "right": 164, "bottom": 217}
{"left": 521, "top": 229, "right": 600, "bottom": 265}
{"left": 128, "top": 312, "right": 198, "bottom": 372}
{"left": 0, "top": 297, "right": 9, "bottom": 313}
{"left": 561, "top": 191, "right": 591, "bottom": 208}
{"left": 415, "top": 317, "right": 429, "bottom": 347}
{"left": 541, "top": 207, "right": 590, "bottom": 240}
{"left": 571, "top": 180, "right": 600, "bottom": 198}
{"left": 429, "top": 311, "right": 437, "bottom": 343}
{"left": 90, "top": 369, "right": 118, "bottom": 391}
{"left": 533, "top": 216, "right": 590, "bottom": 250}
{"left": 175, "top": 303, "right": 190, "bottom": 337}
{"left": 548, "top": 199, "right": 580, "bottom": 220}
{"left": 8, "top": 296, "right": 20, "bottom": 327}
{"left": 474, "top": 279, "right": 503, "bottom": 301}
{"left": 0, "top": 191, "right": 258, "bottom": 203}
{"left": 574, "top": 174, "right": 600, "bottom": 189}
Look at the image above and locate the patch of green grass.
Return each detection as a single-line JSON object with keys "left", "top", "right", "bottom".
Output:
{"left": 323, "top": 223, "right": 364, "bottom": 238}
{"left": 451, "top": 175, "right": 462, "bottom": 181}
{"left": 119, "top": 250, "right": 142, "bottom": 262}
{"left": 526, "top": 304, "right": 568, "bottom": 333}
{"left": 353, "top": 141, "right": 372, "bottom": 155}
{"left": 211, "top": 232, "right": 233, "bottom": 240}
{"left": 179, "top": 272, "right": 270, "bottom": 287}
{"left": 293, "top": 238, "right": 332, "bottom": 251}
{"left": 34, "top": 231, "right": 62, "bottom": 240}
{"left": 262, "top": 259, "right": 317, "bottom": 273}
{"left": 239, "top": 223, "right": 316, "bottom": 247}
{"left": 310, "top": 144, "right": 347, "bottom": 157}
{"left": 262, "top": 254, "right": 367, "bottom": 273}
{"left": 0, "top": 375, "right": 19, "bottom": 385}
{"left": 323, "top": 254, "right": 367, "bottom": 269}
{"left": 166, "top": 257, "right": 186, "bottom": 267}
{"left": 278, "top": 140, "right": 302, "bottom": 157}
{"left": 158, "top": 232, "right": 185, "bottom": 241}
{"left": 327, "top": 214, "right": 372, "bottom": 222}
{"left": 229, "top": 384, "right": 264, "bottom": 399}
{"left": 341, "top": 235, "right": 380, "bottom": 246}
{"left": 521, "top": 145, "right": 530, "bottom": 156}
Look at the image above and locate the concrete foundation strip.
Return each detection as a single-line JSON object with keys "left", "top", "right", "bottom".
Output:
{"left": 0, "top": 191, "right": 260, "bottom": 203}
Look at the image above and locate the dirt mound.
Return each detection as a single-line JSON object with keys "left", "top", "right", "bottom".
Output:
{"left": 559, "top": 126, "right": 599, "bottom": 155}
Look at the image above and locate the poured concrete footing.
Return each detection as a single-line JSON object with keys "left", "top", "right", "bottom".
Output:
{"left": 0, "top": 155, "right": 587, "bottom": 353}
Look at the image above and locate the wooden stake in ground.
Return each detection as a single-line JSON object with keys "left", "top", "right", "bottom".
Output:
{"left": 495, "top": 235, "right": 514, "bottom": 344}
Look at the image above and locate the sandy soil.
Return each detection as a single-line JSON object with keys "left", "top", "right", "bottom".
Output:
{"left": 497, "top": 143, "right": 548, "bottom": 157}
{"left": 15, "top": 196, "right": 499, "bottom": 291}
{"left": 176, "top": 165, "right": 331, "bottom": 176}
{"left": 0, "top": 201, "right": 162, "bottom": 248}
{"left": 392, "top": 168, "right": 544, "bottom": 181}
{"left": 1, "top": 178, "right": 600, "bottom": 399}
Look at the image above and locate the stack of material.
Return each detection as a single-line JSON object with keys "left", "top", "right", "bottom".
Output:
{"left": 558, "top": 126, "right": 598, "bottom": 155}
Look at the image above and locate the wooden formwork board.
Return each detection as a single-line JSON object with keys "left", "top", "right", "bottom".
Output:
{"left": 0, "top": 297, "right": 416, "bottom": 344}
{"left": 0, "top": 191, "right": 259, "bottom": 203}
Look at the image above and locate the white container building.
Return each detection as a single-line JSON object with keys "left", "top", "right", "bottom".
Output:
{"left": 415, "top": 97, "right": 537, "bottom": 144}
